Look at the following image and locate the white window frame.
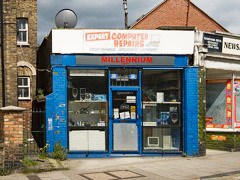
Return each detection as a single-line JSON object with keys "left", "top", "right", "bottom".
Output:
{"left": 18, "top": 77, "right": 30, "bottom": 100}
{"left": 17, "top": 18, "right": 28, "bottom": 45}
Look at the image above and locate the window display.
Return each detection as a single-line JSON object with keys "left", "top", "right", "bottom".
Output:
{"left": 110, "top": 68, "right": 138, "bottom": 86}
{"left": 142, "top": 70, "right": 182, "bottom": 151}
{"left": 68, "top": 69, "right": 108, "bottom": 151}
{"left": 234, "top": 80, "right": 240, "bottom": 128}
{"left": 206, "top": 80, "right": 230, "bottom": 128}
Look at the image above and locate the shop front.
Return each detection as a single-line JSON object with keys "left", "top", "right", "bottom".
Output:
{"left": 202, "top": 32, "right": 240, "bottom": 151}
{"left": 44, "top": 29, "right": 199, "bottom": 157}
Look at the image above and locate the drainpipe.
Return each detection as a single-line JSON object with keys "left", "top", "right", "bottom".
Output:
{"left": 0, "top": 0, "right": 5, "bottom": 107}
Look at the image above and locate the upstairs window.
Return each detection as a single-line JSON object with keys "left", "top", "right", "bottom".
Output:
{"left": 17, "top": 18, "right": 28, "bottom": 45}
{"left": 18, "top": 77, "right": 30, "bottom": 100}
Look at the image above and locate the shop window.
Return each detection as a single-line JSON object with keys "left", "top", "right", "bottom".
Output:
{"left": 206, "top": 80, "right": 231, "bottom": 128}
{"left": 18, "top": 77, "right": 30, "bottom": 100}
{"left": 234, "top": 80, "right": 240, "bottom": 128}
{"left": 67, "top": 69, "right": 108, "bottom": 151}
{"left": 110, "top": 68, "right": 138, "bottom": 86}
{"left": 142, "top": 70, "right": 182, "bottom": 152}
{"left": 17, "top": 18, "right": 28, "bottom": 45}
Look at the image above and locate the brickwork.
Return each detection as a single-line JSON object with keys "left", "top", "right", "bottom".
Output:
{"left": 0, "top": 106, "right": 25, "bottom": 169}
{"left": 184, "top": 67, "right": 199, "bottom": 156}
{"left": 198, "top": 67, "right": 206, "bottom": 156}
{"left": 2, "top": 0, "right": 18, "bottom": 106}
{"left": 37, "top": 33, "right": 52, "bottom": 95}
{"left": 16, "top": 0, "right": 37, "bottom": 102}
{"left": 131, "top": 0, "right": 227, "bottom": 33}
{"left": 0, "top": 0, "right": 37, "bottom": 108}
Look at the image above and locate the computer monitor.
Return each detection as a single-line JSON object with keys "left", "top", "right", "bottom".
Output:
{"left": 148, "top": 137, "right": 159, "bottom": 147}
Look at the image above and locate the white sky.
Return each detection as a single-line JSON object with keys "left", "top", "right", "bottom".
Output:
{"left": 37, "top": 0, "right": 240, "bottom": 44}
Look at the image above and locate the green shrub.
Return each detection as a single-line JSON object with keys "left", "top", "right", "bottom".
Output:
{"left": 39, "top": 144, "right": 49, "bottom": 159}
{"left": 22, "top": 158, "right": 38, "bottom": 168}
{"left": 52, "top": 142, "right": 67, "bottom": 161}
{"left": 0, "top": 168, "right": 12, "bottom": 176}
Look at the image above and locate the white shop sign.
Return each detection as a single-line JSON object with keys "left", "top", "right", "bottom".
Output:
{"left": 222, "top": 37, "right": 240, "bottom": 56}
{"left": 52, "top": 29, "right": 194, "bottom": 55}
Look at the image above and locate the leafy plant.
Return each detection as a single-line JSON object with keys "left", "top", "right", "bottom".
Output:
{"left": 39, "top": 144, "right": 49, "bottom": 159}
{"left": 52, "top": 142, "right": 67, "bottom": 161}
{"left": 0, "top": 168, "right": 12, "bottom": 176}
{"left": 22, "top": 158, "right": 38, "bottom": 168}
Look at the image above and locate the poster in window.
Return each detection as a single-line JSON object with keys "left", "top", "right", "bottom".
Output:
{"left": 206, "top": 80, "right": 228, "bottom": 127}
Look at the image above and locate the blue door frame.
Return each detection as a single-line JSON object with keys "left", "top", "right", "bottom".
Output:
{"left": 108, "top": 86, "right": 142, "bottom": 155}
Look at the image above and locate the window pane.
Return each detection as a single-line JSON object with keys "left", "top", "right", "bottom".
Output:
{"left": 143, "top": 127, "right": 180, "bottom": 151}
{"left": 17, "top": 19, "right": 27, "bottom": 43}
{"left": 113, "top": 123, "right": 138, "bottom": 151}
{"left": 23, "top": 88, "right": 29, "bottom": 97}
{"left": 142, "top": 70, "right": 182, "bottom": 152}
{"left": 18, "top": 78, "right": 23, "bottom": 86}
{"left": 18, "top": 77, "right": 28, "bottom": 86}
{"left": 22, "top": 78, "right": 28, "bottom": 86}
{"left": 206, "top": 80, "right": 229, "bottom": 128}
{"left": 18, "top": 87, "right": 29, "bottom": 98}
{"left": 234, "top": 80, "right": 240, "bottom": 127}
{"left": 17, "top": 32, "right": 27, "bottom": 42}
{"left": 110, "top": 68, "right": 138, "bottom": 86}
{"left": 17, "top": 19, "right": 27, "bottom": 29}
{"left": 18, "top": 88, "right": 23, "bottom": 97}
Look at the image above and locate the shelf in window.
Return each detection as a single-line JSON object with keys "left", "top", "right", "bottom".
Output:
{"left": 157, "top": 78, "right": 179, "bottom": 83}
{"left": 69, "top": 126, "right": 107, "bottom": 130}
{"left": 143, "top": 147, "right": 179, "bottom": 150}
{"left": 159, "top": 87, "right": 180, "bottom": 91}
{"left": 142, "top": 123, "right": 180, "bottom": 127}
{"left": 143, "top": 101, "right": 181, "bottom": 105}
{"left": 69, "top": 112, "right": 107, "bottom": 116}
{"left": 70, "top": 100, "right": 107, "bottom": 103}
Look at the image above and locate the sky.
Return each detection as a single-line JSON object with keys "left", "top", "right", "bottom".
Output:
{"left": 37, "top": 0, "right": 240, "bottom": 44}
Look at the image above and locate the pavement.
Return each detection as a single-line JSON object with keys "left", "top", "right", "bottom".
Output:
{"left": 1, "top": 149, "right": 240, "bottom": 180}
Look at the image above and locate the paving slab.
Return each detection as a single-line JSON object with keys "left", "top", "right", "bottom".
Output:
{"left": 0, "top": 150, "right": 240, "bottom": 180}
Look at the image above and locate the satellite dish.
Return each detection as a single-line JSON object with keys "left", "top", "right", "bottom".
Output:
{"left": 55, "top": 9, "right": 78, "bottom": 28}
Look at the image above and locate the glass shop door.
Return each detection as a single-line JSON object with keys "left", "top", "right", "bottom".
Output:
{"left": 109, "top": 88, "right": 141, "bottom": 153}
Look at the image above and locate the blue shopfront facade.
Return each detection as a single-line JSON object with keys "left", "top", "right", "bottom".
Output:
{"left": 44, "top": 29, "right": 199, "bottom": 158}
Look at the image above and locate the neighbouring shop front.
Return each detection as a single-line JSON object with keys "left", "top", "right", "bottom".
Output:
{"left": 45, "top": 29, "right": 199, "bottom": 157}
{"left": 203, "top": 32, "right": 240, "bottom": 151}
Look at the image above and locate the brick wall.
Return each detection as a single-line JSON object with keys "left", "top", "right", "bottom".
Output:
{"left": 0, "top": 0, "right": 37, "bottom": 107}
{"left": 2, "top": 0, "right": 18, "bottom": 106}
{"left": 17, "top": 0, "right": 37, "bottom": 100}
{"left": 198, "top": 67, "right": 206, "bottom": 156}
{"left": 131, "top": 0, "right": 227, "bottom": 32}
{"left": 37, "top": 32, "right": 53, "bottom": 96}
{"left": 0, "top": 106, "right": 25, "bottom": 169}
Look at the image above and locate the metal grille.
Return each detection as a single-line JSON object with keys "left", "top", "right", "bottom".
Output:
{"left": 27, "top": 175, "right": 41, "bottom": 180}
{"left": 80, "top": 170, "right": 145, "bottom": 180}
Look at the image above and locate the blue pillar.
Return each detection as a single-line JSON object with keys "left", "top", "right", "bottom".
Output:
{"left": 46, "top": 94, "right": 54, "bottom": 152}
{"left": 183, "top": 67, "right": 199, "bottom": 156}
{"left": 45, "top": 65, "right": 68, "bottom": 152}
{"left": 52, "top": 66, "right": 68, "bottom": 149}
